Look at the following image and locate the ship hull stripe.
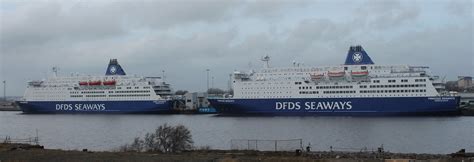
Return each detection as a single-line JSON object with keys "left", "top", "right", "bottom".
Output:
{"left": 208, "top": 96, "right": 460, "bottom": 116}
{"left": 17, "top": 100, "right": 171, "bottom": 114}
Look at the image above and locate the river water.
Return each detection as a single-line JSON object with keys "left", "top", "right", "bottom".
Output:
{"left": 0, "top": 111, "right": 473, "bottom": 154}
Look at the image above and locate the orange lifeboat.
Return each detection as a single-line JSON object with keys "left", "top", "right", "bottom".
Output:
{"left": 103, "top": 80, "right": 116, "bottom": 85}
{"left": 310, "top": 73, "right": 324, "bottom": 80}
{"left": 88, "top": 80, "right": 102, "bottom": 86}
{"left": 351, "top": 70, "right": 369, "bottom": 77}
{"left": 328, "top": 71, "right": 345, "bottom": 77}
{"left": 79, "top": 81, "right": 88, "bottom": 86}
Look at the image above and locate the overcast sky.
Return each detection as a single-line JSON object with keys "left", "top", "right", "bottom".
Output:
{"left": 0, "top": 0, "right": 473, "bottom": 96}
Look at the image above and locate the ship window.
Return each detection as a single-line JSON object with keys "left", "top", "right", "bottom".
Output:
{"left": 361, "top": 66, "right": 367, "bottom": 70}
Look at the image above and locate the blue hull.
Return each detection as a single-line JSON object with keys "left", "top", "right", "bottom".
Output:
{"left": 17, "top": 100, "right": 172, "bottom": 114}
{"left": 208, "top": 96, "right": 461, "bottom": 116}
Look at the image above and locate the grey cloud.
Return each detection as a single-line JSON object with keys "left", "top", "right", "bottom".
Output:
{"left": 1, "top": 0, "right": 472, "bottom": 96}
{"left": 361, "top": 24, "right": 473, "bottom": 78}
{"left": 0, "top": 0, "right": 240, "bottom": 54}
{"left": 242, "top": 0, "right": 310, "bottom": 19}
{"left": 446, "top": 0, "right": 473, "bottom": 17}
{"left": 280, "top": 18, "right": 353, "bottom": 61}
{"left": 121, "top": 0, "right": 241, "bottom": 29}
{"left": 355, "top": 0, "right": 420, "bottom": 30}
{"left": 1, "top": 2, "right": 126, "bottom": 52}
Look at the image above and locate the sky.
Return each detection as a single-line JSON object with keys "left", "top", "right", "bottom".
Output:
{"left": 0, "top": 0, "right": 473, "bottom": 96}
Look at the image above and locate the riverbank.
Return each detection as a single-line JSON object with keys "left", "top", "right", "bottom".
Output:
{"left": 0, "top": 143, "right": 471, "bottom": 162}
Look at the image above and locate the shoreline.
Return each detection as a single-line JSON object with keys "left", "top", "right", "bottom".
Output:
{"left": 0, "top": 143, "right": 472, "bottom": 162}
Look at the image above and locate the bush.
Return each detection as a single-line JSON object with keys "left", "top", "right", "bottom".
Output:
{"left": 121, "top": 123, "right": 193, "bottom": 153}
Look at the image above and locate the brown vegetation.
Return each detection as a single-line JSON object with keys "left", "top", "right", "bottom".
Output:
{"left": 120, "top": 123, "right": 193, "bottom": 153}
{"left": 1, "top": 143, "right": 472, "bottom": 162}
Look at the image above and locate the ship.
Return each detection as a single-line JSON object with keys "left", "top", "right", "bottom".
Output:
{"left": 208, "top": 45, "right": 460, "bottom": 116}
{"left": 17, "top": 59, "right": 172, "bottom": 114}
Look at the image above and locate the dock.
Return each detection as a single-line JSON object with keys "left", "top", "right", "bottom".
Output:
{"left": 459, "top": 93, "right": 474, "bottom": 116}
{"left": 0, "top": 101, "right": 20, "bottom": 111}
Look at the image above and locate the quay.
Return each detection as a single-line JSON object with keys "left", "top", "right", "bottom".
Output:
{"left": 0, "top": 101, "right": 20, "bottom": 111}
{"left": 459, "top": 92, "right": 474, "bottom": 115}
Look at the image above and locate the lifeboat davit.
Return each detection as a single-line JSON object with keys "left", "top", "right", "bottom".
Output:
{"left": 79, "top": 81, "right": 88, "bottom": 86}
{"left": 310, "top": 73, "right": 324, "bottom": 80}
{"left": 351, "top": 70, "right": 369, "bottom": 77}
{"left": 328, "top": 71, "right": 345, "bottom": 77}
{"left": 88, "top": 80, "right": 102, "bottom": 86}
{"left": 103, "top": 80, "right": 116, "bottom": 85}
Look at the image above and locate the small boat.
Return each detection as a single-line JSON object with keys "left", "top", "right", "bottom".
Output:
{"left": 351, "top": 70, "right": 369, "bottom": 77}
{"left": 78, "top": 81, "right": 88, "bottom": 86}
{"left": 103, "top": 80, "right": 116, "bottom": 85}
{"left": 88, "top": 80, "right": 102, "bottom": 86}
{"left": 328, "top": 71, "right": 345, "bottom": 77}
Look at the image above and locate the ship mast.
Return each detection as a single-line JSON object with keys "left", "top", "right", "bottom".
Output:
{"left": 52, "top": 66, "right": 59, "bottom": 77}
{"left": 261, "top": 55, "right": 270, "bottom": 68}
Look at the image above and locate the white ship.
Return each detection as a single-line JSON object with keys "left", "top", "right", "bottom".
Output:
{"left": 208, "top": 45, "right": 460, "bottom": 116}
{"left": 17, "top": 59, "right": 172, "bottom": 113}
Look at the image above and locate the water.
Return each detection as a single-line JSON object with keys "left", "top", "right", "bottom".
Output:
{"left": 0, "top": 111, "right": 473, "bottom": 154}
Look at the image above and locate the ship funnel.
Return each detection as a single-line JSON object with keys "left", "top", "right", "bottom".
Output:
{"left": 344, "top": 45, "right": 374, "bottom": 65}
{"left": 105, "top": 59, "right": 126, "bottom": 75}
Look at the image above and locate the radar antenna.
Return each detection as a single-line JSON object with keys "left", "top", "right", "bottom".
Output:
{"left": 261, "top": 55, "right": 270, "bottom": 68}
{"left": 52, "top": 66, "right": 59, "bottom": 77}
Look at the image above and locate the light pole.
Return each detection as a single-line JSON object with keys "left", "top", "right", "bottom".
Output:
{"left": 3, "top": 80, "right": 5, "bottom": 101}
{"left": 206, "top": 69, "right": 210, "bottom": 92}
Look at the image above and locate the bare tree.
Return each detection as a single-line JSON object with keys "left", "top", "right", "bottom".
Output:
{"left": 129, "top": 137, "right": 143, "bottom": 152}
{"left": 143, "top": 132, "right": 156, "bottom": 152}
{"left": 121, "top": 123, "right": 193, "bottom": 153}
{"left": 170, "top": 125, "right": 193, "bottom": 152}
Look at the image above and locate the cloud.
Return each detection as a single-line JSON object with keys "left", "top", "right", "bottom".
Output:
{"left": 0, "top": 0, "right": 241, "bottom": 53}
{"left": 283, "top": 19, "right": 352, "bottom": 55}
{"left": 0, "top": 0, "right": 472, "bottom": 96}
{"left": 242, "top": 0, "right": 310, "bottom": 19}
{"left": 363, "top": 24, "right": 473, "bottom": 77}
{"left": 445, "top": 0, "right": 473, "bottom": 18}
{"left": 120, "top": 0, "right": 240, "bottom": 29}
{"left": 354, "top": 0, "right": 420, "bottom": 30}
{"left": 0, "top": 1, "right": 126, "bottom": 52}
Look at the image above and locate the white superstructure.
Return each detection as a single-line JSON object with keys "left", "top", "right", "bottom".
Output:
{"left": 232, "top": 46, "right": 446, "bottom": 99}
{"left": 24, "top": 75, "right": 168, "bottom": 101}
